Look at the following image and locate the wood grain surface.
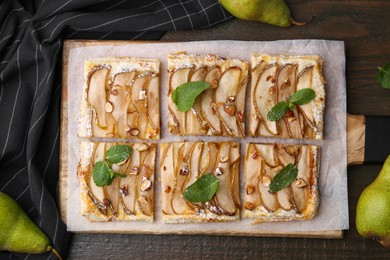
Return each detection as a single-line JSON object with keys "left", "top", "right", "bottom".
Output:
{"left": 66, "top": 0, "right": 390, "bottom": 259}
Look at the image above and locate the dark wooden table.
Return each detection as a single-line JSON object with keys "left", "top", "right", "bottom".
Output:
{"left": 67, "top": 1, "right": 390, "bottom": 259}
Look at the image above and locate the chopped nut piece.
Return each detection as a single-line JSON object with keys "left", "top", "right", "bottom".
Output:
{"left": 125, "top": 125, "right": 131, "bottom": 132}
{"left": 107, "top": 79, "right": 113, "bottom": 86}
{"left": 261, "top": 176, "right": 271, "bottom": 187}
{"left": 227, "top": 96, "right": 235, "bottom": 104}
{"left": 103, "top": 198, "right": 111, "bottom": 206}
{"left": 130, "top": 166, "right": 139, "bottom": 175}
{"left": 215, "top": 167, "right": 223, "bottom": 176}
{"left": 165, "top": 186, "right": 172, "bottom": 193}
{"left": 268, "top": 86, "right": 276, "bottom": 95}
{"left": 252, "top": 152, "right": 259, "bottom": 160}
{"left": 119, "top": 185, "right": 129, "bottom": 197}
{"left": 110, "top": 88, "right": 118, "bottom": 95}
{"left": 105, "top": 101, "right": 113, "bottom": 113}
{"left": 246, "top": 185, "right": 255, "bottom": 195}
{"left": 295, "top": 178, "right": 307, "bottom": 188}
{"left": 163, "top": 166, "right": 167, "bottom": 171}
{"left": 137, "top": 195, "right": 151, "bottom": 215}
{"left": 220, "top": 156, "right": 229, "bottom": 163}
{"left": 130, "top": 128, "right": 139, "bottom": 136}
{"left": 224, "top": 105, "right": 236, "bottom": 116}
{"left": 138, "top": 90, "right": 147, "bottom": 100}
{"left": 237, "top": 110, "right": 244, "bottom": 122}
{"left": 245, "top": 202, "right": 255, "bottom": 211}
{"left": 134, "top": 143, "right": 150, "bottom": 152}
{"left": 274, "top": 166, "right": 283, "bottom": 173}
{"left": 140, "top": 165, "right": 153, "bottom": 178}
{"left": 266, "top": 75, "right": 272, "bottom": 81}
{"left": 141, "top": 179, "right": 152, "bottom": 192}
{"left": 179, "top": 164, "right": 189, "bottom": 175}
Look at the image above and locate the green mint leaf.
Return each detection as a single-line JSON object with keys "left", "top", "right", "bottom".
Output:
{"left": 184, "top": 174, "right": 219, "bottom": 202}
{"left": 92, "top": 161, "right": 112, "bottom": 187}
{"left": 106, "top": 145, "right": 132, "bottom": 164}
{"left": 172, "top": 81, "right": 210, "bottom": 112}
{"left": 267, "top": 101, "right": 289, "bottom": 121}
{"left": 269, "top": 164, "right": 298, "bottom": 193}
{"left": 376, "top": 62, "right": 390, "bottom": 89}
{"left": 290, "top": 88, "right": 316, "bottom": 105}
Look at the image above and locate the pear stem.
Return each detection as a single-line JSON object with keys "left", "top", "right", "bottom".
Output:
{"left": 290, "top": 15, "right": 314, "bottom": 26}
{"left": 52, "top": 248, "right": 63, "bottom": 260}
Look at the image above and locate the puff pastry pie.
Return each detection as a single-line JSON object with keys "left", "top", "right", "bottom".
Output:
{"left": 78, "top": 141, "right": 155, "bottom": 222}
{"left": 249, "top": 54, "right": 326, "bottom": 139}
{"left": 244, "top": 143, "right": 319, "bottom": 222}
{"left": 167, "top": 52, "right": 249, "bottom": 137}
{"left": 79, "top": 57, "right": 160, "bottom": 139}
{"left": 160, "top": 142, "right": 241, "bottom": 223}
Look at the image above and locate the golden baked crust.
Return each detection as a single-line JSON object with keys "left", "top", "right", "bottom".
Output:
{"left": 243, "top": 143, "right": 319, "bottom": 222}
{"left": 79, "top": 57, "right": 160, "bottom": 140}
{"left": 249, "top": 54, "right": 326, "bottom": 140}
{"left": 167, "top": 52, "right": 248, "bottom": 137}
{"left": 160, "top": 142, "right": 241, "bottom": 223}
{"left": 78, "top": 141, "right": 155, "bottom": 222}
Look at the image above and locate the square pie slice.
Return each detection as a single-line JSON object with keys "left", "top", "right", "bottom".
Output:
{"left": 79, "top": 57, "right": 160, "bottom": 140}
{"left": 249, "top": 54, "right": 326, "bottom": 139}
{"left": 244, "top": 143, "right": 319, "bottom": 222}
{"left": 78, "top": 141, "right": 156, "bottom": 222}
{"left": 167, "top": 52, "right": 249, "bottom": 137}
{"left": 160, "top": 142, "right": 241, "bottom": 223}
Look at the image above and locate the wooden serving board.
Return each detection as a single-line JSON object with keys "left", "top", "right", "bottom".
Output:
{"left": 60, "top": 40, "right": 364, "bottom": 239}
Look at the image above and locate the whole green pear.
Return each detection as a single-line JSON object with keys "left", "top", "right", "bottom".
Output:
{"left": 356, "top": 155, "right": 390, "bottom": 247}
{"left": 218, "top": 0, "right": 295, "bottom": 27}
{"left": 0, "top": 192, "right": 52, "bottom": 254}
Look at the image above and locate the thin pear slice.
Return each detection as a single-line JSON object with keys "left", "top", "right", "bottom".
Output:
{"left": 92, "top": 112, "right": 115, "bottom": 137}
{"left": 184, "top": 142, "right": 203, "bottom": 189}
{"left": 121, "top": 149, "right": 140, "bottom": 214}
{"left": 259, "top": 165, "right": 280, "bottom": 212}
{"left": 188, "top": 68, "right": 208, "bottom": 134}
{"left": 214, "top": 143, "right": 236, "bottom": 214}
{"left": 168, "top": 68, "right": 192, "bottom": 134}
{"left": 276, "top": 186, "right": 294, "bottom": 211}
{"left": 275, "top": 145, "right": 296, "bottom": 166}
{"left": 249, "top": 61, "right": 268, "bottom": 136}
{"left": 254, "top": 144, "right": 277, "bottom": 167}
{"left": 171, "top": 143, "right": 192, "bottom": 214}
{"left": 253, "top": 64, "right": 278, "bottom": 135}
{"left": 215, "top": 67, "right": 241, "bottom": 136}
{"left": 137, "top": 146, "right": 155, "bottom": 216}
{"left": 89, "top": 143, "right": 106, "bottom": 208}
{"left": 160, "top": 143, "right": 175, "bottom": 215}
{"left": 201, "top": 142, "right": 218, "bottom": 175}
{"left": 88, "top": 68, "right": 109, "bottom": 128}
{"left": 105, "top": 177, "right": 120, "bottom": 215}
{"left": 132, "top": 75, "right": 149, "bottom": 139}
{"left": 201, "top": 67, "right": 222, "bottom": 134}
{"left": 109, "top": 74, "right": 132, "bottom": 138}
{"left": 297, "top": 66, "right": 315, "bottom": 129}
{"left": 291, "top": 146, "right": 312, "bottom": 213}
{"left": 235, "top": 77, "right": 247, "bottom": 137}
{"left": 244, "top": 144, "right": 262, "bottom": 210}
{"left": 147, "top": 76, "right": 160, "bottom": 137}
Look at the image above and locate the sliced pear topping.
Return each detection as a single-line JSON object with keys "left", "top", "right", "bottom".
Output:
{"left": 92, "top": 113, "right": 115, "bottom": 137}
{"left": 132, "top": 75, "right": 149, "bottom": 139}
{"left": 275, "top": 145, "right": 296, "bottom": 166}
{"left": 254, "top": 144, "right": 277, "bottom": 167}
{"left": 147, "top": 76, "right": 160, "bottom": 137}
{"left": 259, "top": 165, "right": 279, "bottom": 212}
{"left": 121, "top": 149, "right": 140, "bottom": 214}
{"left": 297, "top": 66, "right": 316, "bottom": 134}
{"left": 292, "top": 146, "right": 312, "bottom": 213}
{"left": 214, "top": 143, "right": 236, "bottom": 214}
{"left": 276, "top": 186, "right": 294, "bottom": 211}
{"left": 168, "top": 68, "right": 192, "bottom": 134}
{"left": 201, "top": 67, "right": 222, "bottom": 134}
{"left": 202, "top": 142, "right": 218, "bottom": 175}
{"left": 160, "top": 144, "right": 175, "bottom": 215}
{"left": 184, "top": 142, "right": 203, "bottom": 189}
{"left": 187, "top": 68, "right": 208, "bottom": 134}
{"left": 244, "top": 144, "right": 262, "bottom": 210}
{"left": 109, "top": 73, "right": 133, "bottom": 138}
{"left": 277, "top": 64, "right": 297, "bottom": 102}
{"left": 105, "top": 178, "right": 120, "bottom": 214}
{"left": 88, "top": 68, "right": 109, "bottom": 128}
{"left": 89, "top": 143, "right": 106, "bottom": 211}
{"left": 215, "top": 67, "right": 241, "bottom": 136}
{"left": 253, "top": 64, "right": 278, "bottom": 135}
{"left": 137, "top": 195, "right": 152, "bottom": 216}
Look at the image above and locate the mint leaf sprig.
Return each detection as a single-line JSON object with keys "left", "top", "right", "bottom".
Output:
{"left": 267, "top": 88, "right": 316, "bottom": 121}
{"left": 172, "top": 81, "right": 210, "bottom": 112}
{"left": 376, "top": 62, "right": 390, "bottom": 89}
{"left": 184, "top": 174, "right": 219, "bottom": 203}
{"left": 93, "top": 145, "right": 132, "bottom": 187}
{"left": 269, "top": 164, "right": 298, "bottom": 193}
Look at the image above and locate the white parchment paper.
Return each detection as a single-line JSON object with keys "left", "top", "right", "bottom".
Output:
{"left": 67, "top": 40, "right": 348, "bottom": 233}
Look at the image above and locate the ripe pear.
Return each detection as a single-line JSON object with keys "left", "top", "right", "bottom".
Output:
{"left": 218, "top": 0, "right": 302, "bottom": 27}
{"left": 356, "top": 155, "right": 390, "bottom": 247}
{"left": 0, "top": 192, "right": 61, "bottom": 258}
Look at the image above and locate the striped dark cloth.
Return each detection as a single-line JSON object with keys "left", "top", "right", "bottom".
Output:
{"left": 0, "top": 1, "right": 231, "bottom": 259}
